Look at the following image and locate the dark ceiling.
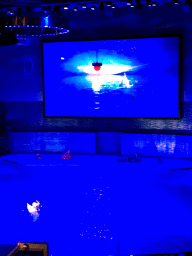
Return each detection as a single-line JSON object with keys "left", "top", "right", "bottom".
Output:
{"left": 0, "top": 0, "right": 189, "bottom": 12}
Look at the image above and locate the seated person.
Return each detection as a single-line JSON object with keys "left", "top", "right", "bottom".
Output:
{"left": 61, "top": 150, "right": 72, "bottom": 160}
{"left": 36, "top": 153, "right": 41, "bottom": 159}
{"left": 157, "top": 157, "right": 163, "bottom": 164}
{"left": 128, "top": 153, "right": 141, "bottom": 162}
{"left": 128, "top": 156, "right": 134, "bottom": 162}
{"left": 133, "top": 153, "right": 141, "bottom": 162}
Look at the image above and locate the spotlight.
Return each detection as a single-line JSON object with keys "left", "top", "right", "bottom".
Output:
{"left": 82, "top": 3, "right": 87, "bottom": 8}
{"left": 152, "top": 1, "right": 157, "bottom": 6}
{"left": 73, "top": 6, "right": 78, "bottom": 11}
{"left": 6, "top": 9, "right": 14, "bottom": 15}
{"left": 92, "top": 62, "right": 102, "bottom": 71}
{"left": 106, "top": 1, "right": 112, "bottom": 6}
{"left": 91, "top": 5, "right": 96, "bottom": 10}
{"left": 130, "top": 3, "right": 135, "bottom": 7}
{"left": 99, "top": 2, "right": 105, "bottom": 9}
{"left": 111, "top": 4, "right": 116, "bottom": 8}
{"left": 64, "top": 5, "right": 69, "bottom": 9}
{"left": 148, "top": 1, "right": 152, "bottom": 6}
{"left": 173, "top": 0, "right": 179, "bottom": 4}
{"left": 127, "top": 0, "right": 132, "bottom": 5}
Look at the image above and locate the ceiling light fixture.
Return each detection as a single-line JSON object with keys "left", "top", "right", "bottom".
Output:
{"left": 82, "top": 3, "right": 87, "bottom": 8}
{"left": 6, "top": 9, "right": 14, "bottom": 15}
{"left": 106, "top": 1, "right": 112, "bottom": 6}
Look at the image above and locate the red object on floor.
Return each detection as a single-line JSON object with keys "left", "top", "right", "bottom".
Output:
{"left": 61, "top": 150, "right": 72, "bottom": 160}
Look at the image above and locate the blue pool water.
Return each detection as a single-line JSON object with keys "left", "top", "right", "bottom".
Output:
{"left": 0, "top": 154, "right": 192, "bottom": 256}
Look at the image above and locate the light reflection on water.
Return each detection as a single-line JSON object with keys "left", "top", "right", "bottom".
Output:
{"left": 86, "top": 73, "right": 134, "bottom": 92}
{"left": 61, "top": 74, "right": 145, "bottom": 95}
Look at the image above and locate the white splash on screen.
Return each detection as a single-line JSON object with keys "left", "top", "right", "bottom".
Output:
{"left": 27, "top": 200, "right": 42, "bottom": 222}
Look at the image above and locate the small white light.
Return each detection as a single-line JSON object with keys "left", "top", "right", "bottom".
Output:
{"left": 106, "top": 1, "right": 112, "bottom": 6}
{"left": 82, "top": 3, "right": 87, "bottom": 8}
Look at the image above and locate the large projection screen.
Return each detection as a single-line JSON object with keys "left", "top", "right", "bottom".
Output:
{"left": 42, "top": 37, "right": 180, "bottom": 118}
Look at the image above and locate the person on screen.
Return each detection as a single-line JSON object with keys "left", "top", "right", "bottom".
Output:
{"left": 27, "top": 200, "right": 42, "bottom": 222}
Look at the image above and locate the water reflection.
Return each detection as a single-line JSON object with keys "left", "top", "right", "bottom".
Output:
{"left": 86, "top": 73, "right": 134, "bottom": 93}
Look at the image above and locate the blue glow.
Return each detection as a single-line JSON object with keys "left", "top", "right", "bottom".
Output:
{"left": 43, "top": 37, "right": 179, "bottom": 118}
{"left": 44, "top": 16, "right": 49, "bottom": 27}
{"left": 41, "top": 13, "right": 51, "bottom": 28}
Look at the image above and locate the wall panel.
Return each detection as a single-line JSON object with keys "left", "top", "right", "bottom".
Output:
{"left": 8, "top": 132, "right": 96, "bottom": 153}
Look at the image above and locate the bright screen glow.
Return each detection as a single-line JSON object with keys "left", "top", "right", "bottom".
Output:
{"left": 43, "top": 37, "right": 179, "bottom": 118}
